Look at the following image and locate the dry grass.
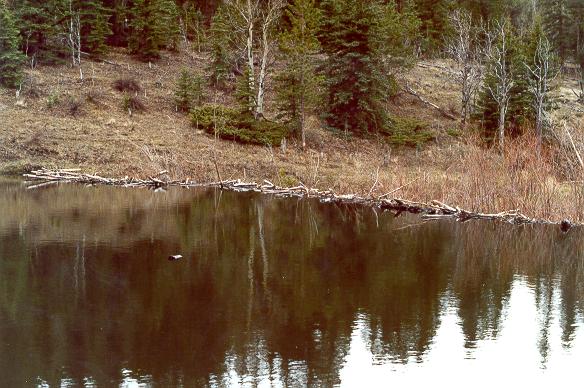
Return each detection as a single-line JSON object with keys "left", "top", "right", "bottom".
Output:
{"left": 1, "top": 48, "right": 583, "bottom": 221}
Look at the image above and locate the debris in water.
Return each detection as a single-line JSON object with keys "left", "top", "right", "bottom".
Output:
{"left": 560, "top": 220, "right": 572, "bottom": 233}
{"left": 168, "top": 255, "right": 183, "bottom": 261}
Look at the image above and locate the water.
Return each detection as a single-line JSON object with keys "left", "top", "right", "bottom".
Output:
{"left": 0, "top": 180, "right": 583, "bottom": 387}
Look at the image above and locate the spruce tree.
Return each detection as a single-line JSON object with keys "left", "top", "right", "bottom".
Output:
{"left": 275, "top": 0, "right": 323, "bottom": 147}
{"left": 413, "top": 0, "right": 453, "bottom": 53}
{"left": 10, "top": 0, "right": 69, "bottom": 64}
{"left": 207, "top": 6, "right": 232, "bottom": 88}
{"left": 319, "top": 0, "right": 419, "bottom": 135}
{"left": 128, "top": 0, "right": 180, "bottom": 60}
{"left": 0, "top": 2, "right": 25, "bottom": 88}
{"left": 476, "top": 20, "right": 526, "bottom": 145}
{"left": 175, "top": 68, "right": 203, "bottom": 112}
{"left": 541, "top": 0, "right": 571, "bottom": 60}
{"left": 76, "top": 0, "right": 112, "bottom": 55}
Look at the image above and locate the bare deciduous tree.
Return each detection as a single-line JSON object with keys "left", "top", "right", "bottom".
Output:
{"left": 524, "top": 35, "right": 558, "bottom": 157}
{"left": 483, "top": 20, "right": 514, "bottom": 151}
{"left": 223, "top": 0, "right": 285, "bottom": 118}
{"left": 446, "top": 9, "right": 482, "bottom": 126}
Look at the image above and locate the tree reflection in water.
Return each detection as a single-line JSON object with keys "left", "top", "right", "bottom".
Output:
{"left": 0, "top": 180, "right": 583, "bottom": 386}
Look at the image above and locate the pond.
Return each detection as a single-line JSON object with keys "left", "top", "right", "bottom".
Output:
{"left": 0, "top": 180, "right": 583, "bottom": 387}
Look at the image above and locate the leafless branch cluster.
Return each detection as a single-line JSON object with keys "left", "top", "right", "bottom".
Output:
{"left": 446, "top": 9, "right": 483, "bottom": 126}
{"left": 482, "top": 20, "right": 514, "bottom": 151}
{"left": 223, "top": 0, "right": 286, "bottom": 118}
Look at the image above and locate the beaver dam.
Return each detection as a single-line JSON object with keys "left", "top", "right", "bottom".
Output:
{"left": 23, "top": 168, "right": 576, "bottom": 231}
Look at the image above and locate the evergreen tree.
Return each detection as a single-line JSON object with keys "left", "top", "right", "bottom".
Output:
{"left": 275, "top": 0, "right": 323, "bottom": 147}
{"left": 76, "top": 0, "right": 112, "bottom": 55}
{"left": 102, "top": 0, "right": 130, "bottom": 47}
{"left": 175, "top": 68, "right": 203, "bottom": 112}
{"left": 128, "top": 0, "right": 180, "bottom": 60}
{"left": 541, "top": 0, "right": 571, "bottom": 60}
{"left": 0, "top": 2, "right": 25, "bottom": 87}
{"left": 207, "top": 6, "right": 232, "bottom": 88}
{"left": 476, "top": 19, "right": 526, "bottom": 145}
{"left": 10, "top": 0, "right": 69, "bottom": 64}
{"left": 319, "top": 0, "right": 419, "bottom": 135}
{"left": 414, "top": 0, "right": 453, "bottom": 53}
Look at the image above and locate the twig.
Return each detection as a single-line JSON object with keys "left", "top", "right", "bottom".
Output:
{"left": 368, "top": 166, "right": 380, "bottom": 198}
{"left": 379, "top": 176, "right": 422, "bottom": 199}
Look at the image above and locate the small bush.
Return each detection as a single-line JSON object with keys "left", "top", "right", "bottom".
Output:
{"left": 122, "top": 93, "right": 146, "bottom": 114}
{"left": 46, "top": 91, "right": 60, "bottom": 109}
{"left": 114, "top": 78, "right": 141, "bottom": 93}
{"left": 85, "top": 89, "right": 101, "bottom": 104}
{"left": 67, "top": 98, "right": 83, "bottom": 116}
{"left": 383, "top": 116, "right": 435, "bottom": 147}
{"left": 191, "top": 104, "right": 290, "bottom": 146}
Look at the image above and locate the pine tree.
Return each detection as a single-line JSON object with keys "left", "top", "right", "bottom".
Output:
{"left": 0, "top": 2, "right": 25, "bottom": 87}
{"left": 275, "top": 0, "right": 323, "bottom": 147}
{"left": 319, "top": 0, "right": 419, "bottom": 135}
{"left": 128, "top": 0, "right": 180, "bottom": 60}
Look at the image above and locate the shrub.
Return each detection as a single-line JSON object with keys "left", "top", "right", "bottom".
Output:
{"left": 46, "top": 92, "right": 60, "bottom": 109}
{"left": 191, "top": 105, "right": 290, "bottom": 146}
{"left": 67, "top": 98, "right": 83, "bottom": 116}
{"left": 122, "top": 93, "right": 146, "bottom": 114}
{"left": 383, "top": 116, "right": 435, "bottom": 147}
{"left": 113, "top": 78, "right": 141, "bottom": 93}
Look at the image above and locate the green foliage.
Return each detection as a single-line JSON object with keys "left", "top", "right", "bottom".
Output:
{"left": 275, "top": 0, "right": 323, "bottom": 138}
{"left": 178, "top": 1, "right": 206, "bottom": 49}
{"left": 76, "top": 0, "right": 112, "bottom": 55}
{"left": 383, "top": 116, "right": 435, "bottom": 146}
{"left": 122, "top": 93, "right": 146, "bottom": 113}
{"left": 413, "top": 0, "right": 454, "bottom": 54}
{"left": 235, "top": 67, "right": 256, "bottom": 114}
{"left": 46, "top": 91, "right": 61, "bottom": 109}
{"left": 319, "top": 0, "right": 420, "bottom": 135}
{"left": 207, "top": 5, "right": 233, "bottom": 88}
{"left": 541, "top": 0, "right": 572, "bottom": 60}
{"left": 128, "top": 0, "right": 180, "bottom": 60}
{"left": 475, "top": 20, "right": 528, "bottom": 142}
{"left": 0, "top": 3, "right": 25, "bottom": 88}
{"left": 174, "top": 68, "right": 203, "bottom": 112}
{"left": 191, "top": 105, "right": 290, "bottom": 146}
{"left": 10, "top": 0, "right": 69, "bottom": 64}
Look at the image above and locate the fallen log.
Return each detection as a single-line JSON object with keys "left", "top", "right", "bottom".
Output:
{"left": 404, "top": 84, "right": 457, "bottom": 120}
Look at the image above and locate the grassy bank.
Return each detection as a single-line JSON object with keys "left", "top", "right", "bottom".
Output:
{"left": 1, "top": 50, "right": 583, "bottom": 222}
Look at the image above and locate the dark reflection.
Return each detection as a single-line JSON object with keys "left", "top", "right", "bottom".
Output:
{"left": 0, "top": 180, "right": 583, "bottom": 386}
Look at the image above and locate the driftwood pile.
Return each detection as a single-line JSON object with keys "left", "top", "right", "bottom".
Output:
{"left": 24, "top": 168, "right": 570, "bottom": 228}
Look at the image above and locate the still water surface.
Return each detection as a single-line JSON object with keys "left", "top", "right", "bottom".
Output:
{"left": 0, "top": 180, "right": 583, "bottom": 387}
